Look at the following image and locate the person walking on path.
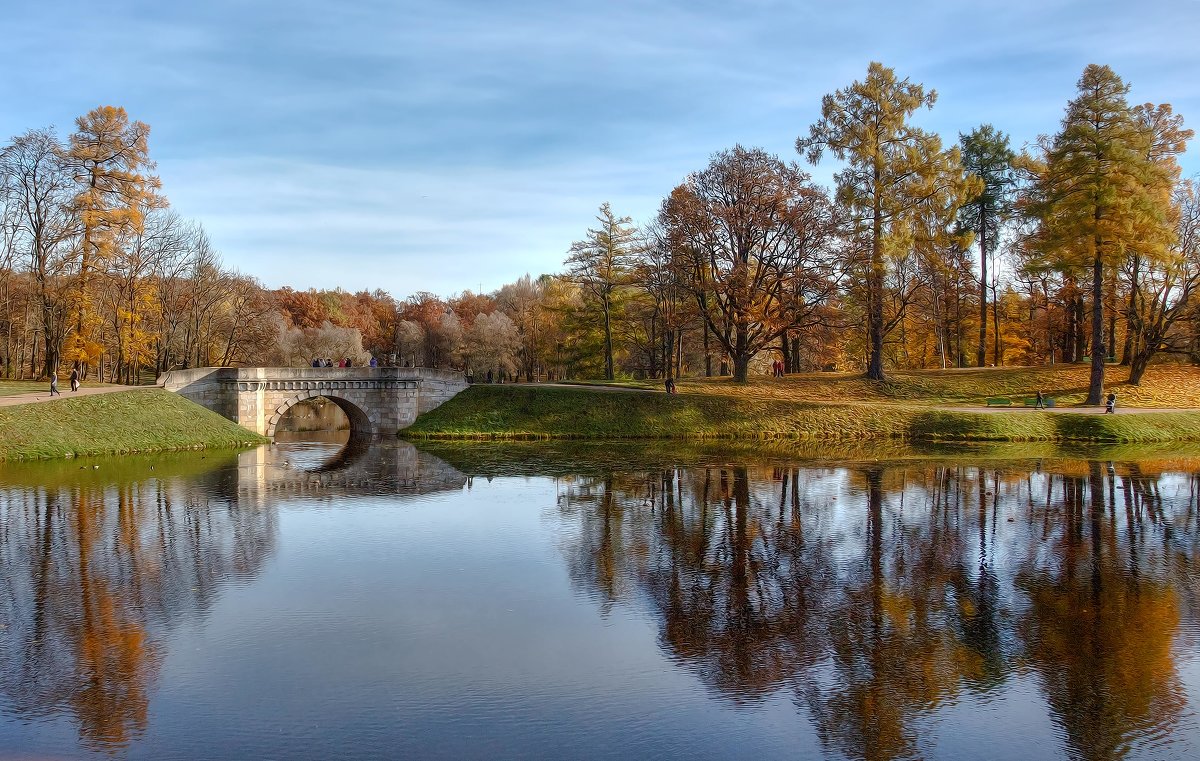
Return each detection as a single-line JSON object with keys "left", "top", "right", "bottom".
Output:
{"left": 49, "top": 371, "right": 61, "bottom": 396}
{"left": 69, "top": 367, "right": 79, "bottom": 392}
{"left": 1105, "top": 392, "right": 1117, "bottom": 414}
{"left": 1035, "top": 390, "right": 1044, "bottom": 410}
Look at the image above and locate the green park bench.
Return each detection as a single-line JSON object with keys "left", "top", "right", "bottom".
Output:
{"left": 985, "top": 397, "right": 1013, "bottom": 407}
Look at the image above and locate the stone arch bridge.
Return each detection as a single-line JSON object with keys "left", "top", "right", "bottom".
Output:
{"left": 159, "top": 367, "right": 468, "bottom": 438}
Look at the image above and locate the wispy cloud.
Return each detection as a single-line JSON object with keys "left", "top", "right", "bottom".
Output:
{"left": 3, "top": 0, "right": 1199, "bottom": 295}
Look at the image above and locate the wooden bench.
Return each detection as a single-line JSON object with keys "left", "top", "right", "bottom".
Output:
{"left": 985, "top": 397, "right": 1013, "bottom": 407}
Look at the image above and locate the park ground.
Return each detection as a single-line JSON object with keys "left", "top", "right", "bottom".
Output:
{"left": 404, "top": 364, "right": 1200, "bottom": 443}
{"left": 6, "top": 364, "right": 1200, "bottom": 460}
{"left": 0, "top": 387, "right": 265, "bottom": 461}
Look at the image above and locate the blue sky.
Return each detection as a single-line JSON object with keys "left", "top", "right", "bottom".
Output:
{"left": 3, "top": 0, "right": 1199, "bottom": 296}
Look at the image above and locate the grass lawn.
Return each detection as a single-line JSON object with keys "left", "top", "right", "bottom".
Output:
{"left": 0, "top": 380, "right": 53, "bottom": 397}
{"left": 569, "top": 364, "right": 1200, "bottom": 408}
{"left": 406, "top": 364, "right": 1200, "bottom": 444}
{"left": 0, "top": 388, "right": 266, "bottom": 461}
{"left": 0, "top": 379, "right": 126, "bottom": 397}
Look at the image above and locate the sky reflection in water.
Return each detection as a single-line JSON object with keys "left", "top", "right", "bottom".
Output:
{"left": 0, "top": 441, "right": 1198, "bottom": 760}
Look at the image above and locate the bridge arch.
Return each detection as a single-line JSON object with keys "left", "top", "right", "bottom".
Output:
{"left": 160, "top": 367, "right": 468, "bottom": 437}
{"left": 266, "top": 392, "right": 375, "bottom": 439}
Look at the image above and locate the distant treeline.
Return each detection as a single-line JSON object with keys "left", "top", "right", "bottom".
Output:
{"left": 2, "top": 63, "right": 1199, "bottom": 398}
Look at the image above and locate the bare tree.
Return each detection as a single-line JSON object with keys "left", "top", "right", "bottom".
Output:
{"left": 0, "top": 129, "right": 78, "bottom": 377}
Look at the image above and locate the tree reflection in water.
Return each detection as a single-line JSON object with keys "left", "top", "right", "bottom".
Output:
{"left": 0, "top": 468, "right": 277, "bottom": 751}
{"left": 557, "top": 459, "right": 1198, "bottom": 761}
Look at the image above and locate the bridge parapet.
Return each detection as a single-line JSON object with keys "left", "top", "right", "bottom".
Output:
{"left": 159, "top": 367, "right": 467, "bottom": 438}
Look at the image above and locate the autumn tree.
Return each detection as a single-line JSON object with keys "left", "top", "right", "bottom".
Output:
{"left": 461, "top": 310, "right": 521, "bottom": 379}
{"left": 0, "top": 129, "right": 77, "bottom": 377}
{"left": 565, "top": 202, "right": 637, "bottom": 380}
{"left": 799, "top": 62, "right": 974, "bottom": 380}
{"left": 1122, "top": 103, "right": 1192, "bottom": 368}
{"left": 1125, "top": 179, "right": 1200, "bottom": 383}
{"left": 65, "top": 106, "right": 163, "bottom": 374}
{"left": 959, "top": 125, "right": 1018, "bottom": 367}
{"left": 1023, "top": 65, "right": 1183, "bottom": 404}
{"left": 661, "top": 145, "right": 840, "bottom": 382}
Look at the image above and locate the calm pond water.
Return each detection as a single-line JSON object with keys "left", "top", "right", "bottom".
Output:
{"left": 1, "top": 438, "right": 1199, "bottom": 760}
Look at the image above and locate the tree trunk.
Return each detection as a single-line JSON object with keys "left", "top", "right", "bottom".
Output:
{"left": 977, "top": 213, "right": 988, "bottom": 367}
{"left": 703, "top": 326, "right": 712, "bottom": 377}
{"left": 1086, "top": 249, "right": 1105, "bottom": 405}
{"left": 1121, "top": 254, "right": 1139, "bottom": 365}
{"left": 602, "top": 293, "right": 614, "bottom": 381}
{"left": 867, "top": 170, "right": 886, "bottom": 381}
{"left": 991, "top": 279, "right": 1001, "bottom": 365}
{"left": 1129, "top": 348, "right": 1150, "bottom": 385}
{"left": 732, "top": 353, "right": 750, "bottom": 382}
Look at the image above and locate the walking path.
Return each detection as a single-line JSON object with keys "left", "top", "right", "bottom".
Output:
{"left": 0, "top": 385, "right": 136, "bottom": 408}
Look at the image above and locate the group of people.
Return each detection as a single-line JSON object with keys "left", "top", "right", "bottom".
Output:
{"left": 771, "top": 359, "right": 785, "bottom": 378}
{"left": 48, "top": 367, "right": 80, "bottom": 396}
{"left": 310, "top": 356, "right": 383, "bottom": 368}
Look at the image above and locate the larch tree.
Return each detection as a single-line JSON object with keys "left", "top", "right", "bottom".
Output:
{"left": 1024, "top": 65, "right": 1181, "bottom": 404}
{"left": 660, "top": 145, "right": 839, "bottom": 382}
{"left": 798, "top": 62, "right": 974, "bottom": 380}
{"left": 65, "top": 106, "right": 163, "bottom": 374}
{"left": 958, "top": 125, "right": 1017, "bottom": 367}
{"left": 1121, "top": 102, "right": 1191, "bottom": 366}
{"left": 565, "top": 202, "right": 637, "bottom": 380}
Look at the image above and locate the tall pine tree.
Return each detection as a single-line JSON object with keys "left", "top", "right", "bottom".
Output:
{"left": 1025, "top": 65, "right": 1177, "bottom": 404}
{"left": 799, "top": 62, "right": 973, "bottom": 380}
{"left": 958, "top": 125, "right": 1017, "bottom": 367}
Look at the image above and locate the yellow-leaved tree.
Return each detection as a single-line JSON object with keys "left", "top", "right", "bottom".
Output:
{"left": 65, "top": 106, "right": 164, "bottom": 376}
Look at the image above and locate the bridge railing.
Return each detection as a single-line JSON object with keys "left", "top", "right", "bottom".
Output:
{"left": 159, "top": 366, "right": 467, "bottom": 392}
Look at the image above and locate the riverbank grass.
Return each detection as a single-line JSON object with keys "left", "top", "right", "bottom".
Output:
{"left": 405, "top": 367, "right": 1200, "bottom": 444}
{"left": 0, "top": 388, "right": 266, "bottom": 461}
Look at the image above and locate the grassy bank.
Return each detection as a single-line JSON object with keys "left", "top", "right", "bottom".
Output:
{"left": 417, "top": 438, "right": 1200, "bottom": 478}
{"left": 404, "top": 381, "right": 1200, "bottom": 444}
{"left": 559, "top": 364, "right": 1200, "bottom": 408}
{"left": 0, "top": 389, "right": 266, "bottom": 461}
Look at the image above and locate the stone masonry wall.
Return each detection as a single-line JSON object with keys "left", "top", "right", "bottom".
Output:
{"left": 159, "top": 367, "right": 467, "bottom": 438}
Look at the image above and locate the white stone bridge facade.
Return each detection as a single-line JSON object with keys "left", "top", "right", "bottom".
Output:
{"left": 159, "top": 367, "right": 468, "bottom": 438}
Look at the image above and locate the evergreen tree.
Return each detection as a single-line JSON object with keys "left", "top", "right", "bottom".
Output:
{"left": 1025, "top": 65, "right": 1179, "bottom": 404}
{"left": 799, "top": 62, "right": 973, "bottom": 380}
{"left": 565, "top": 203, "right": 637, "bottom": 380}
{"left": 958, "top": 125, "right": 1017, "bottom": 367}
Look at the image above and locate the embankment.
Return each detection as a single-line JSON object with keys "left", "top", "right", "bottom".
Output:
{"left": 0, "top": 388, "right": 266, "bottom": 461}
{"left": 402, "top": 385, "right": 1200, "bottom": 444}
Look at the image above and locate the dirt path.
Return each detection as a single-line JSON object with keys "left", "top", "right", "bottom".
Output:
{"left": 952, "top": 404, "right": 1196, "bottom": 415}
{"left": 0, "top": 384, "right": 137, "bottom": 408}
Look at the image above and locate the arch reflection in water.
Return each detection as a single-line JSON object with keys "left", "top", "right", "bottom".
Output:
{"left": 554, "top": 459, "right": 1198, "bottom": 761}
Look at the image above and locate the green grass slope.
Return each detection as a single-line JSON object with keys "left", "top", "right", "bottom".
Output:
{"left": 404, "top": 385, "right": 1200, "bottom": 444}
{"left": 0, "top": 388, "right": 266, "bottom": 461}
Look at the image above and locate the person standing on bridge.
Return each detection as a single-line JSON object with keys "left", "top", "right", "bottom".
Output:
{"left": 369, "top": 356, "right": 378, "bottom": 368}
